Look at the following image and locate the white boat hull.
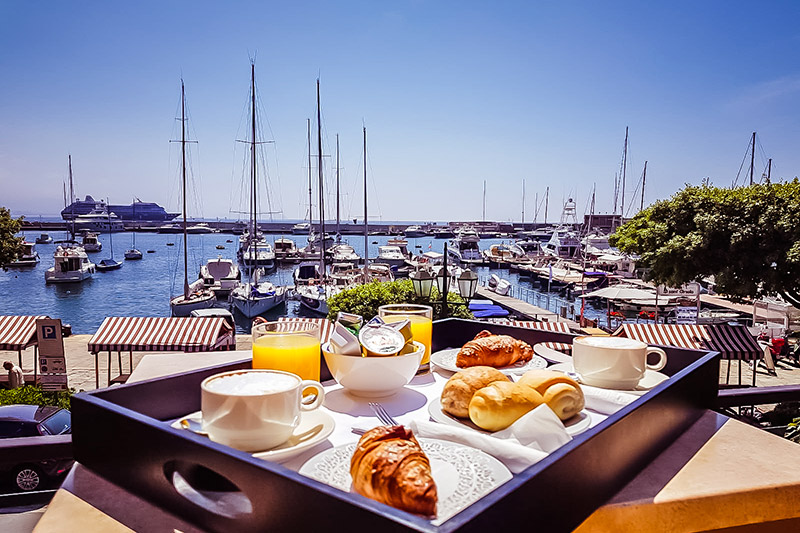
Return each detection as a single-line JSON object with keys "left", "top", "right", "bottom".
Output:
{"left": 231, "top": 287, "right": 287, "bottom": 318}
{"left": 170, "top": 292, "right": 215, "bottom": 317}
{"left": 45, "top": 268, "right": 94, "bottom": 283}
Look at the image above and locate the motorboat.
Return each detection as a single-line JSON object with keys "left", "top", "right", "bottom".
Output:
{"left": 483, "top": 243, "right": 526, "bottom": 268}
{"left": 541, "top": 227, "right": 582, "bottom": 258}
{"left": 123, "top": 248, "right": 142, "bottom": 260}
{"left": 377, "top": 245, "right": 407, "bottom": 267}
{"left": 230, "top": 269, "right": 287, "bottom": 318}
{"left": 157, "top": 223, "right": 183, "bottom": 234}
{"left": 433, "top": 227, "right": 454, "bottom": 239}
{"left": 274, "top": 237, "right": 300, "bottom": 263}
{"left": 404, "top": 225, "right": 427, "bottom": 238}
{"left": 447, "top": 227, "right": 483, "bottom": 265}
{"left": 515, "top": 239, "right": 541, "bottom": 258}
{"left": 81, "top": 232, "right": 102, "bottom": 252}
{"left": 5, "top": 242, "right": 39, "bottom": 267}
{"left": 35, "top": 233, "right": 53, "bottom": 244}
{"left": 295, "top": 282, "right": 339, "bottom": 315}
{"left": 292, "top": 222, "right": 311, "bottom": 234}
{"left": 74, "top": 207, "right": 125, "bottom": 233}
{"left": 45, "top": 245, "right": 96, "bottom": 283}
{"left": 200, "top": 256, "right": 241, "bottom": 297}
{"left": 293, "top": 262, "right": 322, "bottom": 286}
{"left": 186, "top": 223, "right": 215, "bottom": 234}
{"left": 240, "top": 241, "right": 276, "bottom": 270}
{"left": 367, "top": 263, "right": 394, "bottom": 283}
{"left": 96, "top": 258, "right": 122, "bottom": 271}
{"left": 329, "top": 262, "right": 363, "bottom": 286}
{"left": 327, "top": 242, "right": 360, "bottom": 264}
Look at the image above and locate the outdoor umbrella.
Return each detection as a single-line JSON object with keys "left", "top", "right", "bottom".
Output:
{"left": 580, "top": 286, "right": 660, "bottom": 328}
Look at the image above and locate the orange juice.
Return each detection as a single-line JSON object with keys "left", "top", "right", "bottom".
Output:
{"left": 253, "top": 334, "right": 321, "bottom": 381}
{"left": 382, "top": 314, "right": 433, "bottom": 365}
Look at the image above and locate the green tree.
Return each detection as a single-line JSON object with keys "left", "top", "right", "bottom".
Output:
{"left": 327, "top": 279, "right": 474, "bottom": 321}
{"left": 609, "top": 182, "right": 800, "bottom": 305}
{"left": 0, "top": 207, "right": 25, "bottom": 270}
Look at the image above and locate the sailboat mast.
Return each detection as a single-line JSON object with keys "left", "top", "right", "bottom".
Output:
{"left": 68, "top": 155, "right": 75, "bottom": 239}
{"left": 482, "top": 180, "right": 486, "bottom": 222}
{"left": 749, "top": 131, "right": 756, "bottom": 186}
{"left": 521, "top": 179, "right": 525, "bottom": 224}
{"left": 544, "top": 187, "right": 549, "bottom": 225}
{"left": 640, "top": 161, "right": 647, "bottom": 212}
{"left": 181, "top": 80, "right": 189, "bottom": 299}
{"left": 336, "top": 134, "right": 340, "bottom": 238}
{"left": 589, "top": 185, "right": 595, "bottom": 232}
{"left": 107, "top": 197, "right": 114, "bottom": 259}
{"left": 250, "top": 63, "right": 257, "bottom": 243}
{"left": 316, "top": 80, "right": 325, "bottom": 276}
{"left": 307, "top": 119, "right": 312, "bottom": 234}
{"left": 363, "top": 126, "right": 368, "bottom": 280}
{"left": 621, "top": 126, "right": 628, "bottom": 217}
{"left": 767, "top": 158, "right": 772, "bottom": 184}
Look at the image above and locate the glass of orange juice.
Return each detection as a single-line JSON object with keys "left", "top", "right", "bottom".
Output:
{"left": 252, "top": 321, "right": 321, "bottom": 381}
{"left": 378, "top": 304, "right": 433, "bottom": 367}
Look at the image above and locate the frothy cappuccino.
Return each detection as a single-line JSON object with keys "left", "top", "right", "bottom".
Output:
{"left": 206, "top": 371, "right": 298, "bottom": 395}
{"left": 576, "top": 336, "right": 644, "bottom": 350}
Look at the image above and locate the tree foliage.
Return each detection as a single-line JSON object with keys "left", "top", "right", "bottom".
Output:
{"left": 327, "top": 279, "right": 474, "bottom": 321}
{"left": 609, "top": 182, "right": 800, "bottom": 304}
{"left": 0, "top": 385, "right": 74, "bottom": 410}
{"left": 0, "top": 207, "right": 25, "bottom": 270}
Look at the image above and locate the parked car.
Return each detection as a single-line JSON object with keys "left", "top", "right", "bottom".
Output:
{"left": 0, "top": 405, "right": 73, "bottom": 491}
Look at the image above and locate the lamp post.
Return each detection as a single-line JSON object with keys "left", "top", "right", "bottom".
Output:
{"left": 410, "top": 243, "right": 479, "bottom": 318}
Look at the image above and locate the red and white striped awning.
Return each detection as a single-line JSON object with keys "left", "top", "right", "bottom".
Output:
{"left": 484, "top": 318, "right": 572, "bottom": 333}
{"left": 277, "top": 317, "right": 335, "bottom": 344}
{"left": 614, "top": 323, "right": 762, "bottom": 361}
{"left": 0, "top": 316, "right": 48, "bottom": 351}
{"left": 88, "top": 317, "right": 235, "bottom": 354}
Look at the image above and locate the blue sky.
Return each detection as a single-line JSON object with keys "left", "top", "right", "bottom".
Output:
{"left": 2, "top": 1, "right": 799, "bottom": 223}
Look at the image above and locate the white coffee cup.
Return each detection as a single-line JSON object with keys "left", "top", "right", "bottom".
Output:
{"left": 200, "top": 369, "right": 325, "bottom": 452}
{"left": 572, "top": 336, "right": 667, "bottom": 390}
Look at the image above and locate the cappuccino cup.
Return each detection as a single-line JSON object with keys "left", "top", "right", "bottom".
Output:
{"left": 201, "top": 369, "right": 325, "bottom": 452}
{"left": 572, "top": 336, "right": 667, "bottom": 390}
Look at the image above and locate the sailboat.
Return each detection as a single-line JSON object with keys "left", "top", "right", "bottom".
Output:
{"left": 97, "top": 198, "right": 122, "bottom": 271}
{"left": 229, "top": 62, "right": 287, "bottom": 318}
{"left": 124, "top": 198, "right": 143, "bottom": 260}
{"left": 169, "top": 80, "right": 215, "bottom": 317}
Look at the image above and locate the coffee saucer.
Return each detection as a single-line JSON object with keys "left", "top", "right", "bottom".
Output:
{"left": 170, "top": 410, "right": 335, "bottom": 463}
{"left": 548, "top": 362, "right": 668, "bottom": 394}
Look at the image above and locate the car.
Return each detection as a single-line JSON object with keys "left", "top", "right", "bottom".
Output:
{"left": 0, "top": 405, "right": 74, "bottom": 491}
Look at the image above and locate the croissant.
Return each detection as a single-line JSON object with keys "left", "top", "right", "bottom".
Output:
{"left": 350, "top": 425, "right": 438, "bottom": 516}
{"left": 456, "top": 330, "right": 534, "bottom": 368}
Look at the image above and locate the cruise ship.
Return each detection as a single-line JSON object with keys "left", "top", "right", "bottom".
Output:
{"left": 61, "top": 196, "right": 179, "bottom": 221}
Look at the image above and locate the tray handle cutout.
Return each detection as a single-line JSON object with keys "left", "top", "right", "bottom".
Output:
{"left": 164, "top": 460, "right": 253, "bottom": 519}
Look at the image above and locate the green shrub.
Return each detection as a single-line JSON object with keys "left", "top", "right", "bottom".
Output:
{"left": 327, "top": 280, "right": 473, "bottom": 321}
{"left": 0, "top": 385, "right": 74, "bottom": 410}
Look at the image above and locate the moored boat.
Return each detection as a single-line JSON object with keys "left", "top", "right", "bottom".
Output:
{"left": 81, "top": 232, "right": 102, "bottom": 252}
{"left": 45, "top": 245, "right": 95, "bottom": 283}
{"left": 5, "top": 242, "right": 39, "bottom": 267}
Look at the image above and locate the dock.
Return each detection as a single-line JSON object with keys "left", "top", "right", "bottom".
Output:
{"left": 474, "top": 286, "right": 581, "bottom": 329}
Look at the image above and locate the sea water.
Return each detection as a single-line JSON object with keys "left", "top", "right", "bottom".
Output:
{"left": 1, "top": 230, "right": 606, "bottom": 334}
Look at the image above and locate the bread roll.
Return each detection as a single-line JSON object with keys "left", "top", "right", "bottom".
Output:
{"left": 518, "top": 369, "right": 584, "bottom": 421}
{"left": 440, "top": 366, "right": 509, "bottom": 418}
{"left": 468, "top": 381, "right": 544, "bottom": 432}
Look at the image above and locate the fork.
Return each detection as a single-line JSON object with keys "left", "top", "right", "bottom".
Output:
{"left": 369, "top": 402, "right": 399, "bottom": 426}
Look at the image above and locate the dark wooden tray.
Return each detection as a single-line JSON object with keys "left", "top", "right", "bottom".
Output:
{"left": 71, "top": 318, "right": 720, "bottom": 532}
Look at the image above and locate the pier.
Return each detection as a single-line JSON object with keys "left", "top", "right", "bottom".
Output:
{"left": 474, "top": 286, "right": 582, "bottom": 328}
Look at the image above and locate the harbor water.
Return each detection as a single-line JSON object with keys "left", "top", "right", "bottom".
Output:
{"left": 1, "top": 230, "right": 608, "bottom": 335}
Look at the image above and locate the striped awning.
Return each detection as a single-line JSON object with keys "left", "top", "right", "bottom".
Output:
{"left": 88, "top": 317, "right": 235, "bottom": 354}
{"left": 0, "top": 316, "right": 48, "bottom": 351}
{"left": 614, "top": 323, "right": 762, "bottom": 361}
{"left": 485, "top": 318, "right": 572, "bottom": 333}
{"left": 277, "top": 317, "right": 335, "bottom": 344}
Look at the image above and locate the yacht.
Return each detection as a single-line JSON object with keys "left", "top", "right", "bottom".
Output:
{"left": 229, "top": 269, "right": 287, "bottom": 318}
{"left": 377, "top": 245, "right": 407, "bottom": 268}
{"left": 45, "top": 245, "right": 96, "bottom": 283}
{"left": 274, "top": 238, "right": 300, "bottom": 263}
{"left": 329, "top": 262, "right": 363, "bottom": 286}
{"left": 293, "top": 262, "right": 322, "bottom": 286}
{"left": 515, "top": 239, "right": 542, "bottom": 258}
{"left": 433, "top": 227, "right": 454, "bottom": 239}
{"left": 295, "top": 283, "right": 339, "bottom": 315}
{"left": 81, "top": 232, "right": 102, "bottom": 252}
{"left": 186, "top": 223, "right": 216, "bottom": 234}
{"left": 367, "top": 263, "right": 394, "bottom": 282}
{"left": 199, "top": 256, "right": 241, "bottom": 297}
{"left": 327, "top": 242, "right": 360, "bottom": 264}
{"left": 447, "top": 227, "right": 483, "bottom": 265}
{"left": 5, "top": 242, "right": 39, "bottom": 267}
{"left": 404, "top": 225, "right": 427, "bottom": 238}
{"left": 541, "top": 227, "right": 582, "bottom": 259}
{"left": 483, "top": 243, "right": 527, "bottom": 268}
{"left": 35, "top": 233, "right": 53, "bottom": 244}
{"left": 240, "top": 241, "right": 276, "bottom": 269}
{"left": 292, "top": 222, "right": 311, "bottom": 234}
{"left": 74, "top": 207, "right": 125, "bottom": 233}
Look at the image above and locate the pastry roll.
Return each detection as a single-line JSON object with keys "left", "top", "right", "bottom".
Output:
{"left": 441, "top": 366, "right": 510, "bottom": 418}
{"left": 468, "top": 380, "right": 545, "bottom": 432}
{"left": 350, "top": 425, "right": 438, "bottom": 516}
{"left": 518, "top": 369, "right": 585, "bottom": 421}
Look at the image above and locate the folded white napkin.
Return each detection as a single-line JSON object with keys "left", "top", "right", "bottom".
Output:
{"left": 409, "top": 405, "right": 571, "bottom": 474}
{"left": 581, "top": 385, "right": 639, "bottom": 415}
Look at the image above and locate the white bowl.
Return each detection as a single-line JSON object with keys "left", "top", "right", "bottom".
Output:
{"left": 322, "top": 341, "right": 425, "bottom": 397}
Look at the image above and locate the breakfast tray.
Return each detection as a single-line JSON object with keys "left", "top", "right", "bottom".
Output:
{"left": 71, "top": 318, "right": 720, "bottom": 532}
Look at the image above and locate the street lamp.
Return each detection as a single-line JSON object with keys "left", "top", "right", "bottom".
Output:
{"left": 410, "top": 242, "right": 478, "bottom": 317}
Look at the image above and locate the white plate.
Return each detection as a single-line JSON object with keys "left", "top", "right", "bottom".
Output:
{"left": 548, "top": 362, "right": 669, "bottom": 394}
{"left": 426, "top": 397, "right": 591, "bottom": 437}
{"left": 430, "top": 347, "right": 547, "bottom": 375}
{"left": 170, "top": 409, "right": 335, "bottom": 463}
{"left": 299, "top": 438, "right": 512, "bottom": 525}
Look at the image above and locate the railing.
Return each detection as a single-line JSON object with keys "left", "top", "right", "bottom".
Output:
{"left": 478, "top": 274, "right": 578, "bottom": 321}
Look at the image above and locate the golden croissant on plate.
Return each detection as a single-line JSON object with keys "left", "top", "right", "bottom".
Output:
{"left": 456, "top": 330, "right": 534, "bottom": 368}
{"left": 350, "top": 425, "right": 438, "bottom": 517}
